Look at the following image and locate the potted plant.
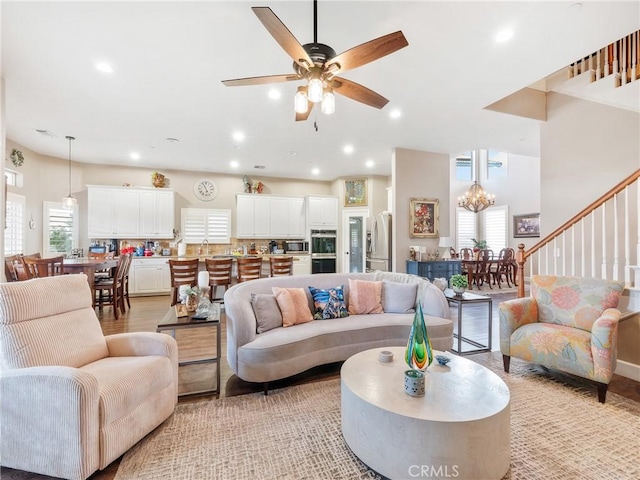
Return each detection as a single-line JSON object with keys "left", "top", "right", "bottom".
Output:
{"left": 450, "top": 274, "right": 468, "bottom": 295}
{"left": 182, "top": 286, "right": 201, "bottom": 312}
{"left": 471, "top": 238, "right": 487, "bottom": 252}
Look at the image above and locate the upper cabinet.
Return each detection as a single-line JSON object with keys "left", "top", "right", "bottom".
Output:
{"left": 307, "top": 196, "right": 339, "bottom": 229}
{"left": 87, "top": 186, "right": 174, "bottom": 239}
{"left": 236, "top": 194, "right": 306, "bottom": 239}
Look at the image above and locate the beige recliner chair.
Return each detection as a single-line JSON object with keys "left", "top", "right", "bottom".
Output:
{"left": 0, "top": 274, "right": 178, "bottom": 479}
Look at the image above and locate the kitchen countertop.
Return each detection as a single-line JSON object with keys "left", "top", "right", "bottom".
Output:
{"left": 130, "top": 253, "right": 310, "bottom": 261}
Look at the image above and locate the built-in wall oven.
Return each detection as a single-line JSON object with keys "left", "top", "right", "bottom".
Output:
{"left": 310, "top": 229, "right": 337, "bottom": 274}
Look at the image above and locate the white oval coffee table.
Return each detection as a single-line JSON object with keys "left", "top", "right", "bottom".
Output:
{"left": 341, "top": 347, "right": 510, "bottom": 480}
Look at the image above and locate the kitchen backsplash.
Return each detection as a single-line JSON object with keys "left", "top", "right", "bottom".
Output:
{"left": 91, "top": 238, "right": 296, "bottom": 256}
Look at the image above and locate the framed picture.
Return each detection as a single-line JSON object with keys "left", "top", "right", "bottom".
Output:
{"left": 410, "top": 198, "right": 439, "bottom": 238}
{"left": 344, "top": 178, "right": 367, "bottom": 206}
{"left": 513, "top": 213, "right": 540, "bottom": 238}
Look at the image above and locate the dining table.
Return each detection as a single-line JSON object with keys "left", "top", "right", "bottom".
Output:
{"left": 63, "top": 257, "right": 119, "bottom": 306}
{"left": 461, "top": 258, "right": 518, "bottom": 290}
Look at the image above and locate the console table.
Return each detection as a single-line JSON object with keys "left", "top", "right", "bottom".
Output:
{"left": 406, "top": 260, "right": 461, "bottom": 282}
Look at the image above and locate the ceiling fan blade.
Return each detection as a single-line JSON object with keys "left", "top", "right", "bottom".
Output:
{"left": 252, "top": 7, "right": 313, "bottom": 69}
{"left": 331, "top": 77, "right": 389, "bottom": 109}
{"left": 222, "top": 74, "right": 300, "bottom": 87}
{"left": 295, "top": 101, "right": 314, "bottom": 122}
{"left": 326, "top": 31, "right": 408, "bottom": 73}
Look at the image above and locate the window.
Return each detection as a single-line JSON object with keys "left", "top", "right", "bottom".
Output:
{"left": 483, "top": 205, "right": 508, "bottom": 252}
{"left": 487, "top": 150, "right": 508, "bottom": 179}
{"left": 5, "top": 169, "right": 23, "bottom": 187}
{"left": 455, "top": 152, "right": 473, "bottom": 181}
{"left": 5, "top": 193, "right": 25, "bottom": 255}
{"left": 43, "top": 202, "right": 78, "bottom": 256}
{"left": 181, "top": 208, "right": 231, "bottom": 244}
{"left": 456, "top": 208, "right": 477, "bottom": 250}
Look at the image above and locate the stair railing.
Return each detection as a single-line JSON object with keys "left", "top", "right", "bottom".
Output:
{"left": 516, "top": 170, "right": 640, "bottom": 297}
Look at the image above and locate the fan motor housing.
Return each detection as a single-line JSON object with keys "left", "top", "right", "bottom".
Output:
{"left": 302, "top": 43, "right": 336, "bottom": 67}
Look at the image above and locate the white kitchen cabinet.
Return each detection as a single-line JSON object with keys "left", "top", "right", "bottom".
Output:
{"left": 129, "top": 258, "right": 171, "bottom": 295}
{"left": 87, "top": 187, "right": 140, "bottom": 238}
{"left": 140, "top": 190, "right": 175, "bottom": 238}
{"left": 292, "top": 255, "right": 311, "bottom": 275}
{"left": 87, "top": 186, "right": 174, "bottom": 239}
{"left": 236, "top": 194, "right": 305, "bottom": 239}
{"left": 307, "top": 196, "right": 339, "bottom": 228}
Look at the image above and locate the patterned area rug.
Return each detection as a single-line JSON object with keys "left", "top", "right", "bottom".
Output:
{"left": 114, "top": 353, "right": 640, "bottom": 480}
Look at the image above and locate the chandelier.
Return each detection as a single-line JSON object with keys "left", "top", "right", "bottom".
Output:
{"left": 458, "top": 181, "right": 495, "bottom": 213}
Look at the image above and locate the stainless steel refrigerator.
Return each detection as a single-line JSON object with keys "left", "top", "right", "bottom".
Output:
{"left": 367, "top": 212, "right": 392, "bottom": 271}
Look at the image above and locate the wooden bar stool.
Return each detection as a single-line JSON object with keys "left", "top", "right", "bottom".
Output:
{"left": 94, "top": 254, "right": 129, "bottom": 319}
{"left": 169, "top": 258, "right": 200, "bottom": 306}
{"left": 269, "top": 256, "right": 293, "bottom": 277}
{"left": 205, "top": 257, "right": 233, "bottom": 302}
{"left": 237, "top": 257, "right": 262, "bottom": 283}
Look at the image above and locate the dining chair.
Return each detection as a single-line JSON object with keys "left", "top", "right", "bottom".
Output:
{"left": 168, "top": 258, "right": 200, "bottom": 306}
{"left": 205, "top": 257, "right": 233, "bottom": 303}
{"left": 94, "top": 254, "right": 129, "bottom": 319}
{"left": 4, "top": 255, "right": 26, "bottom": 282}
{"left": 471, "top": 249, "right": 493, "bottom": 289}
{"left": 89, "top": 251, "right": 116, "bottom": 280}
{"left": 492, "top": 248, "right": 513, "bottom": 288}
{"left": 121, "top": 253, "right": 133, "bottom": 311}
{"left": 237, "top": 257, "right": 263, "bottom": 283}
{"left": 459, "top": 248, "right": 473, "bottom": 260}
{"left": 22, "top": 256, "right": 64, "bottom": 278}
{"left": 269, "top": 256, "right": 294, "bottom": 277}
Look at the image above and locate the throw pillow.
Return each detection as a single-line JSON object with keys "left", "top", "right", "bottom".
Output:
{"left": 251, "top": 293, "right": 283, "bottom": 333}
{"left": 348, "top": 279, "right": 383, "bottom": 315}
{"left": 381, "top": 280, "right": 418, "bottom": 313}
{"left": 308, "top": 285, "right": 349, "bottom": 320}
{"left": 272, "top": 287, "right": 314, "bottom": 327}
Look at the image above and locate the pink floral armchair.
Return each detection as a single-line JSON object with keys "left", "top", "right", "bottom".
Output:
{"left": 499, "top": 275, "right": 624, "bottom": 403}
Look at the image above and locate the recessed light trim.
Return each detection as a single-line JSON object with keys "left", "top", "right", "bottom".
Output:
{"left": 389, "top": 109, "right": 402, "bottom": 119}
{"left": 95, "top": 62, "right": 113, "bottom": 73}
{"left": 495, "top": 29, "right": 514, "bottom": 43}
{"left": 343, "top": 144, "right": 354, "bottom": 154}
{"left": 233, "top": 131, "right": 245, "bottom": 142}
{"left": 230, "top": 160, "right": 239, "bottom": 168}
{"left": 130, "top": 152, "right": 141, "bottom": 160}
{"left": 311, "top": 168, "right": 320, "bottom": 175}
{"left": 365, "top": 160, "right": 375, "bottom": 168}
{"left": 268, "top": 89, "right": 281, "bottom": 100}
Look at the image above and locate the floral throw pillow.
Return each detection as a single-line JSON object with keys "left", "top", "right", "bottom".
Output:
{"left": 308, "top": 285, "right": 349, "bottom": 320}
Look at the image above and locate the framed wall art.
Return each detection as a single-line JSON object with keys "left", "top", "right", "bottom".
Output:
{"left": 513, "top": 213, "right": 540, "bottom": 238}
{"left": 344, "top": 178, "right": 368, "bottom": 206}
{"left": 410, "top": 198, "right": 439, "bottom": 238}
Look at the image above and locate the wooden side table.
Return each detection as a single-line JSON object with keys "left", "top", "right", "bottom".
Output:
{"left": 157, "top": 303, "right": 221, "bottom": 397}
{"left": 445, "top": 289, "right": 492, "bottom": 355}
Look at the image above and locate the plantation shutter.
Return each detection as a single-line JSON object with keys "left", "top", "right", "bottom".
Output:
{"left": 182, "top": 208, "right": 231, "bottom": 244}
{"left": 5, "top": 193, "right": 25, "bottom": 255}
{"left": 43, "top": 202, "right": 78, "bottom": 256}
{"left": 456, "top": 208, "right": 477, "bottom": 250}
{"left": 483, "top": 205, "right": 508, "bottom": 252}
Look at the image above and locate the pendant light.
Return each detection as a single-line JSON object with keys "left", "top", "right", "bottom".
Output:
{"left": 62, "top": 135, "right": 77, "bottom": 209}
{"left": 457, "top": 150, "right": 495, "bottom": 213}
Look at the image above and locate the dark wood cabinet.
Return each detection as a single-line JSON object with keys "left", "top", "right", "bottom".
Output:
{"left": 406, "top": 260, "right": 461, "bottom": 282}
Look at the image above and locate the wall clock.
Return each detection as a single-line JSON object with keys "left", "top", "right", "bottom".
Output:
{"left": 193, "top": 178, "right": 218, "bottom": 201}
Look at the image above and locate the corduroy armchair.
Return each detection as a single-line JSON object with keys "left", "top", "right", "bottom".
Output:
{"left": 0, "top": 274, "right": 178, "bottom": 479}
{"left": 499, "top": 275, "right": 623, "bottom": 403}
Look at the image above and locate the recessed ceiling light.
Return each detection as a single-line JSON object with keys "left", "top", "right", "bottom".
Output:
{"left": 130, "top": 152, "right": 140, "bottom": 160}
{"left": 268, "top": 89, "right": 281, "bottom": 100}
{"left": 230, "top": 160, "right": 239, "bottom": 168}
{"left": 389, "top": 109, "right": 402, "bottom": 119}
{"left": 233, "top": 131, "right": 245, "bottom": 142}
{"left": 495, "top": 29, "right": 514, "bottom": 43}
{"left": 166, "top": 137, "right": 180, "bottom": 143}
{"left": 95, "top": 62, "right": 113, "bottom": 73}
{"left": 311, "top": 168, "right": 320, "bottom": 175}
{"left": 343, "top": 144, "right": 354, "bottom": 154}
{"left": 365, "top": 159, "right": 375, "bottom": 168}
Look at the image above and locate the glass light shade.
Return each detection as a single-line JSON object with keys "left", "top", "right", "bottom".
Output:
{"left": 321, "top": 91, "right": 335, "bottom": 115}
{"left": 294, "top": 89, "right": 308, "bottom": 114}
{"left": 307, "top": 78, "right": 323, "bottom": 103}
{"left": 62, "top": 195, "right": 77, "bottom": 209}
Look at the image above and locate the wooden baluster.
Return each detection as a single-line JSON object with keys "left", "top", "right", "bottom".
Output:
{"left": 601, "top": 203, "right": 607, "bottom": 279}
{"left": 613, "top": 194, "right": 619, "bottom": 281}
{"left": 623, "top": 187, "right": 630, "bottom": 286}
{"left": 591, "top": 210, "right": 597, "bottom": 278}
{"left": 580, "top": 220, "right": 586, "bottom": 277}
{"left": 517, "top": 244, "right": 525, "bottom": 298}
{"left": 621, "top": 37, "right": 627, "bottom": 86}
{"left": 570, "top": 225, "right": 576, "bottom": 276}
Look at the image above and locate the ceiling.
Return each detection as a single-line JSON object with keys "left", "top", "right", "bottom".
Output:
{"left": 2, "top": 1, "right": 639, "bottom": 181}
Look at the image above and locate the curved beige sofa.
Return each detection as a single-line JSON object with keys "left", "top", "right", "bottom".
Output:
{"left": 224, "top": 271, "right": 453, "bottom": 384}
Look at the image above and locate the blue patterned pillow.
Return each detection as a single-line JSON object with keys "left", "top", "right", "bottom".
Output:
{"left": 308, "top": 285, "right": 349, "bottom": 320}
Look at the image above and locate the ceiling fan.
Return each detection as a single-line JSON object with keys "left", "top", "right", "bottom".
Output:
{"left": 222, "top": 0, "right": 409, "bottom": 121}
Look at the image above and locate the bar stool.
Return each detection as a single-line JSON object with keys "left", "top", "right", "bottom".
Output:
{"left": 168, "top": 258, "right": 200, "bottom": 306}
{"left": 269, "top": 256, "right": 293, "bottom": 276}
{"left": 237, "top": 257, "right": 262, "bottom": 283}
{"left": 94, "top": 254, "right": 128, "bottom": 319}
{"left": 205, "top": 257, "right": 233, "bottom": 302}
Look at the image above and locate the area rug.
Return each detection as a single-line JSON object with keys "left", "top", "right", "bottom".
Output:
{"left": 114, "top": 353, "right": 639, "bottom": 480}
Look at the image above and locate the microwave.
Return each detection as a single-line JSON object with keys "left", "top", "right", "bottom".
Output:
{"left": 284, "top": 240, "right": 309, "bottom": 254}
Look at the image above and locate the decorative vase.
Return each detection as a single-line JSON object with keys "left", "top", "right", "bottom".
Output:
{"left": 405, "top": 303, "right": 434, "bottom": 371}
{"left": 453, "top": 286, "right": 466, "bottom": 295}
{"left": 185, "top": 294, "right": 198, "bottom": 312}
{"left": 404, "top": 369, "right": 426, "bottom": 397}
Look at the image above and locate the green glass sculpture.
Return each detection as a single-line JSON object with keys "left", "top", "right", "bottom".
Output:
{"left": 405, "top": 303, "right": 434, "bottom": 371}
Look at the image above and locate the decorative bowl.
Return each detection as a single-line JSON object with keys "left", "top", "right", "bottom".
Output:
{"left": 435, "top": 354, "right": 451, "bottom": 366}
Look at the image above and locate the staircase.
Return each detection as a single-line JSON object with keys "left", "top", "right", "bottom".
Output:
{"left": 515, "top": 170, "right": 640, "bottom": 319}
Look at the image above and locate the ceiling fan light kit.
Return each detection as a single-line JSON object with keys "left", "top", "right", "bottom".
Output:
{"left": 222, "top": 0, "right": 408, "bottom": 121}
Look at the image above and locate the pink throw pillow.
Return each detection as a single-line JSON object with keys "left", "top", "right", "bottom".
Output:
{"left": 272, "top": 287, "right": 313, "bottom": 327}
{"left": 348, "top": 279, "right": 383, "bottom": 314}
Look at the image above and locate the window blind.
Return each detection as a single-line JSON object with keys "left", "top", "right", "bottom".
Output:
{"left": 484, "top": 205, "right": 508, "bottom": 252}
{"left": 44, "top": 202, "right": 77, "bottom": 255}
{"left": 182, "top": 208, "right": 231, "bottom": 244}
{"left": 456, "top": 208, "right": 477, "bottom": 250}
{"left": 4, "top": 193, "right": 25, "bottom": 255}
